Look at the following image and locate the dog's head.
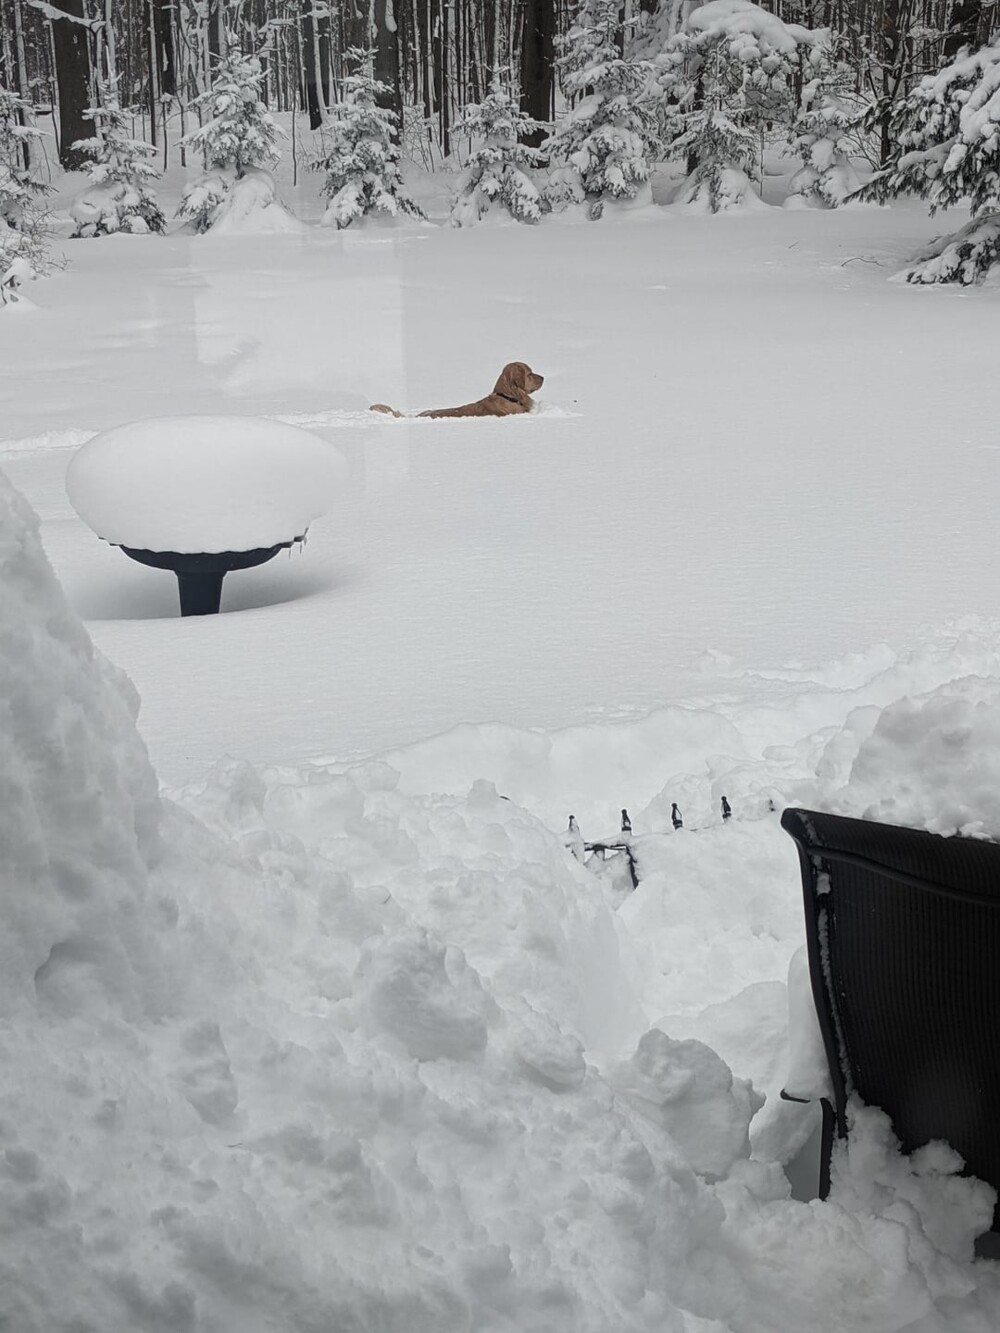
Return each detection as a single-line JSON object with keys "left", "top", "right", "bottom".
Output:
{"left": 495, "top": 362, "right": 544, "bottom": 397}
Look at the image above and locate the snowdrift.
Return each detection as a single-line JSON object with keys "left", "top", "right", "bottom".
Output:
{"left": 4, "top": 465, "right": 1000, "bottom": 1332}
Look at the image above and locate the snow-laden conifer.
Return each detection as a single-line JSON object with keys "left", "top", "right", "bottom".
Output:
{"left": 855, "top": 35, "right": 1000, "bottom": 282}
{"left": 786, "top": 85, "right": 861, "bottom": 208}
{"left": 897, "top": 213, "right": 1000, "bottom": 284}
{"left": 70, "top": 100, "right": 165, "bottom": 237}
{"left": 450, "top": 80, "right": 547, "bottom": 225}
{"left": 657, "top": 0, "right": 822, "bottom": 212}
{"left": 545, "top": 0, "right": 659, "bottom": 219}
{"left": 0, "top": 83, "right": 52, "bottom": 298}
{"left": 313, "top": 68, "right": 423, "bottom": 229}
{"left": 177, "top": 53, "right": 291, "bottom": 233}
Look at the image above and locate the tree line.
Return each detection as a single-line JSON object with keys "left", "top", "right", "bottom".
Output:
{"left": 0, "top": 0, "right": 995, "bottom": 175}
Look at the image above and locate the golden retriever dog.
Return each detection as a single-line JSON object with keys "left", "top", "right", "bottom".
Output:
{"left": 371, "top": 362, "right": 544, "bottom": 419}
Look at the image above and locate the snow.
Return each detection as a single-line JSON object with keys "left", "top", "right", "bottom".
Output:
{"left": 0, "top": 470, "right": 162, "bottom": 1022}
{"left": 683, "top": 0, "right": 820, "bottom": 54}
{"left": 4, "top": 153, "right": 1000, "bottom": 1330}
{"left": 71, "top": 180, "right": 155, "bottom": 235}
{"left": 823, "top": 676, "right": 1000, "bottom": 837}
{"left": 65, "top": 415, "right": 349, "bottom": 553}
{"left": 207, "top": 167, "right": 305, "bottom": 236}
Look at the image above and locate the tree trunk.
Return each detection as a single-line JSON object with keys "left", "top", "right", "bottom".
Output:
{"left": 942, "top": 0, "right": 981, "bottom": 57}
{"left": 301, "top": 0, "right": 324, "bottom": 128}
{"left": 208, "top": 0, "right": 220, "bottom": 61}
{"left": 11, "top": 0, "right": 34, "bottom": 171}
{"left": 318, "top": 5, "right": 331, "bottom": 107}
{"left": 49, "top": 0, "right": 92, "bottom": 170}
{"left": 519, "top": 0, "right": 556, "bottom": 146}
{"left": 437, "top": 0, "right": 450, "bottom": 156}
{"left": 154, "top": 0, "right": 177, "bottom": 95}
{"left": 146, "top": 0, "right": 159, "bottom": 147}
{"left": 374, "top": 0, "right": 404, "bottom": 122}
{"left": 879, "top": 0, "right": 904, "bottom": 165}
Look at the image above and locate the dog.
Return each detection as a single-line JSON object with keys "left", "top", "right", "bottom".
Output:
{"left": 371, "top": 361, "right": 544, "bottom": 419}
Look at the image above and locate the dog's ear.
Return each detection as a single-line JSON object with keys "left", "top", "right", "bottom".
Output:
{"left": 493, "top": 363, "right": 520, "bottom": 395}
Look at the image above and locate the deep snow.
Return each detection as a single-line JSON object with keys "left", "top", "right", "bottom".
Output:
{"left": 3, "top": 153, "right": 1000, "bottom": 1331}
{"left": 5, "top": 194, "right": 1000, "bottom": 786}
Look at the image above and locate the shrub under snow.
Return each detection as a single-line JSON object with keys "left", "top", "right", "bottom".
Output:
{"left": 855, "top": 34, "right": 1000, "bottom": 283}
{"left": 70, "top": 101, "right": 165, "bottom": 238}
{"left": 789, "top": 84, "right": 864, "bottom": 207}
{"left": 0, "top": 83, "right": 51, "bottom": 290}
{"left": 313, "top": 70, "right": 423, "bottom": 229}
{"left": 450, "top": 81, "right": 547, "bottom": 225}
{"left": 897, "top": 212, "right": 1000, "bottom": 285}
{"left": 177, "top": 53, "right": 294, "bottom": 234}
{"left": 545, "top": 0, "right": 659, "bottom": 218}
{"left": 657, "top": 0, "right": 823, "bottom": 212}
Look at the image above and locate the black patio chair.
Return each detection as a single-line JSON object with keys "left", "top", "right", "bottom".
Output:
{"left": 781, "top": 807, "right": 1000, "bottom": 1254}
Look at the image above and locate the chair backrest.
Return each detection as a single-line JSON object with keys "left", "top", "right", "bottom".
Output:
{"left": 781, "top": 807, "right": 1000, "bottom": 1229}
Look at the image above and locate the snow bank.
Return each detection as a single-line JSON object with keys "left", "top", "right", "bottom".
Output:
{"left": 0, "top": 469, "right": 163, "bottom": 1022}
{"left": 208, "top": 167, "right": 305, "bottom": 236}
{"left": 0, "top": 469, "right": 716, "bottom": 1330}
{"left": 65, "top": 414, "right": 349, "bottom": 552}
{"left": 5, "top": 464, "right": 1000, "bottom": 1332}
{"left": 675, "top": 167, "right": 771, "bottom": 212}
{"left": 823, "top": 676, "right": 1000, "bottom": 837}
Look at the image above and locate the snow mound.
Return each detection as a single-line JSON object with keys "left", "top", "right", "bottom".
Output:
{"left": 0, "top": 468, "right": 163, "bottom": 1022}
{"left": 610, "top": 1029, "right": 763, "bottom": 1180}
{"left": 5, "top": 485, "right": 1000, "bottom": 1329}
{"left": 70, "top": 181, "right": 159, "bottom": 236}
{"left": 824, "top": 676, "right": 1000, "bottom": 837}
{"left": 65, "top": 414, "right": 349, "bottom": 553}
{"left": 208, "top": 167, "right": 305, "bottom": 236}
{"left": 674, "top": 168, "right": 771, "bottom": 213}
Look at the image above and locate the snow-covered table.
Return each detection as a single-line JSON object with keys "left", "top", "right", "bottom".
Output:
{"left": 66, "top": 415, "right": 348, "bottom": 615}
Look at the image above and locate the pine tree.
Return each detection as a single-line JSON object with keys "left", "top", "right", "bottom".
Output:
{"left": 545, "top": 0, "right": 659, "bottom": 219}
{"left": 312, "top": 69, "right": 423, "bottom": 229}
{"left": 180, "top": 52, "right": 281, "bottom": 175}
{"left": 787, "top": 79, "right": 862, "bottom": 208}
{"left": 177, "top": 53, "right": 285, "bottom": 233}
{"left": 0, "top": 83, "right": 51, "bottom": 294}
{"left": 659, "top": 0, "right": 822, "bottom": 212}
{"left": 70, "top": 100, "right": 165, "bottom": 237}
{"left": 450, "top": 79, "right": 548, "bottom": 225}
{"left": 855, "top": 35, "right": 1000, "bottom": 281}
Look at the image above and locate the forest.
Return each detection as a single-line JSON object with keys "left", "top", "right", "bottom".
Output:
{"left": 3, "top": 0, "right": 1000, "bottom": 285}
{"left": 1, "top": 0, "right": 995, "bottom": 172}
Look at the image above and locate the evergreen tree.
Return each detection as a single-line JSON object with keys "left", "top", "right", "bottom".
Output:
{"left": 0, "top": 83, "right": 51, "bottom": 291}
{"left": 450, "top": 79, "right": 547, "bottom": 225}
{"left": 180, "top": 52, "right": 280, "bottom": 175}
{"left": 855, "top": 35, "right": 1000, "bottom": 281}
{"left": 658, "top": 0, "right": 822, "bottom": 212}
{"left": 545, "top": 0, "right": 659, "bottom": 219}
{"left": 70, "top": 100, "right": 165, "bottom": 237}
{"left": 177, "top": 53, "right": 284, "bottom": 233}
{"left": 787, "top": 80, "right": 862, "bottom": 208}
{"left": 312, "top": 68, "right": 423, "bottom": 229}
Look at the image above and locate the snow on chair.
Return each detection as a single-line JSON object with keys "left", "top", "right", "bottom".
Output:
{"left": 780, "top": 806, "right": 1000, "bottom": 1257}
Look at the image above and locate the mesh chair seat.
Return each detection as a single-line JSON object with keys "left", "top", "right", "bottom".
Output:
{"left": 781, "top": 807, "right": 1000, "bottom": 1235}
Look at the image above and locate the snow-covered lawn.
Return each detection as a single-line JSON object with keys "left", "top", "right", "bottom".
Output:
{"left": 4, "top": 173, "right": 1000, "bottom": 1331}
{"left": 5, "top": 195, "right": 1000, "bottom": 787}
